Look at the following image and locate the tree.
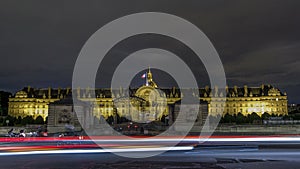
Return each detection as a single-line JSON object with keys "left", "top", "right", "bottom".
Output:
{"left": 15, "top": 116, "right": 22, "bottom": 125}
{"left": 222, "top": 113, "right": 235, "bottom": 123}
{"left": 13, "top": 117, "right": 18, "bottom": 125}
{"left": 106, "top": 116, "right": 114, "bottom": 125}
{"left": 115, "top": 112, "right": 121, "bottom": 124}
{"left": 236, "top": 113, "right": 247, "bottom": 124}
{"left": 21, "top": 116, "right": 34, "bottom": 125}
{"left": 261, "top": 112, "right": 271, "bottom": 120}
{"left": 0, "top": 91, "right": 12, "bottom": 116}
{"left": 248, "top": 112, "right": 261, "bottom": 124}
{"left": 291, "top": 113, "right": 300, "bottom": 120}
{"left": 271, "top": 113, "right": 278, "bottom": 117}
{"left": 35, "top": 115, "right": 44, "bottom": 124}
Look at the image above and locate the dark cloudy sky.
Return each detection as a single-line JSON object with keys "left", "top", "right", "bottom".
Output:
{"left": 0, "top": 0, "right": 300, "bottom": 103}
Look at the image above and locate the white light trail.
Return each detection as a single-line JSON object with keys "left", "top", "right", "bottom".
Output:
{"left": 0, "top": 146, "right": 194, "bottom": 156}
{"left": 86, "top": 137, "right": 300, "bottom": 143}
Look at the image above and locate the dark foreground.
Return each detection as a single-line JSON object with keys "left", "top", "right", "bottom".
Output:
{"left": 1, "top": 136, "right": 300, "bottom": 169}
{"left": 1, "top": 146, "right": 300, "bottom": 169}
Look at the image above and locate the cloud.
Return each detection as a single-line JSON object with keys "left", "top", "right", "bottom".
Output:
{"left": 0, "top": 0, "right": 299, "bottom": 102}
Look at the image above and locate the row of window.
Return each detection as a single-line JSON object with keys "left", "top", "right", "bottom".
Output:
{"left": 211, "top": 103, "right": 286, "bottom": 107}
{"left": 9, "top": 104, "right": 48, "bottom": 108}
{"left": 210, "top": 108, "right": 287, "bottom": 113}
{"left": 9, "top": 109, "right": 47, "bottom": 114}
{"left": 203, "top": 97, "right": 286, "bottom": 102}
{"left": 10, "top": 99, "right": 50, "bottom": 103}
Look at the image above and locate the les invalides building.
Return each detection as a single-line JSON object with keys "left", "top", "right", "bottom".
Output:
{"left": 8, "top": 69, "right": 288, "bottom": 129}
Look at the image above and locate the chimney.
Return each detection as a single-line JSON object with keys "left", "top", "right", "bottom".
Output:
{"left": 27, "top": 86, "right": 31, "bottom": 93}
{"left": 234, "top": 86, "right": 238, "bottom": 93}
{"left": 244, "top": 85, "right": 248, "bottom": 96}
{"left": 66, "top": 87, "right": 70, "bottom": 95}
{"left": 77, "top": 87, "right": 80, "bottom": 98}
{"left": 214, "top": 86, "right": 218, "bottom": 97}
{"left": 48, "top": 87, "right": 51, "bottom": 99}
{"left": 205, "top": 86, "right": 209, "bottom": 92}
{"left": 58, "top": 87, "right": 61, "bottom": 95}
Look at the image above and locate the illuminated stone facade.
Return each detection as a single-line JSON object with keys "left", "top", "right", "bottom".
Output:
{"left": 201, "top": 85, "right": 288, "bottom": 117}
{"left": 8, "top": 87, "right": 71, "bottom": 120}
{"left": 8, "top": 70, "right": 288, "bottom": 122}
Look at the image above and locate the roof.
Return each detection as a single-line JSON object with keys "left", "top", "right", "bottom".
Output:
{"left": 15, "top": 84, "right": 285, "bottom": 99}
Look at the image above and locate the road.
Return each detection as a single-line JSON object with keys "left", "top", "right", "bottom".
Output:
{"left": 1, "top": 147, "right": 300, "bottom": 169}
{"left": 0, "top": 136, "right": 300, "bottom": 169}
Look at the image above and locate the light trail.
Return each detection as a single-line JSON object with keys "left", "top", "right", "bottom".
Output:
{"left": 0, "top": 146, "right": 194, "bottom": 156}
{"left": 2, "top": 135, "right": 300, "bottom": 143}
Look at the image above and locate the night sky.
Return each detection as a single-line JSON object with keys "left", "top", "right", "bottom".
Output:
{"left": 0, "top": 0, "right": 299, "bottom": 103}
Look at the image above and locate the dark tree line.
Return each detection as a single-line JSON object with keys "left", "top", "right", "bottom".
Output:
{"left": 218, "top": 112, "right": 292, "bottom": 125}
{"left": 106, "top": 113, "right": 129, "bottom": 125}
{"left": 288, "top": 110, "right": 300, "bottom": 120}
{"left": 0, "top": 115, "right": 46, "bottom": 126}
{"left": 0, "top": 91, "right": 12, "bottom": 116}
